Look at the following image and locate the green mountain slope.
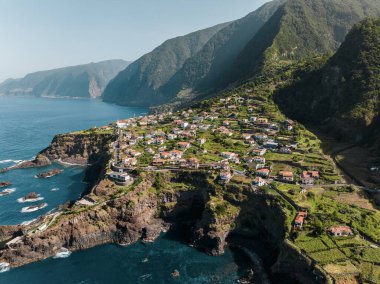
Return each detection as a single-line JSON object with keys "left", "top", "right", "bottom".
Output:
{"left": 160, "top": 0, "right": 285, "bottom": 98}
{"left": 220, "top": 0, "right": 380, "bottom": 88}
{"left": 275, "top": 18, "right": 380, "bottom": 143}
{"left": 0, "top": 60, "right": 129, "bottom": 99}
{"left": 101, "top": 23, "right": 228, "bottom": 107}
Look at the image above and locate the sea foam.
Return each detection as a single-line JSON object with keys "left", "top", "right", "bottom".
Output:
{"left": 0, "top": 262, "right": 10, "bottom": 273}
{"left": 17, "top": 197, "right": 44, "bottom": 203}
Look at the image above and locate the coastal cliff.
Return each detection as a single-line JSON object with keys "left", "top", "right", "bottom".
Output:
{"left": 0, "top": 134, "right": 322, "bottom": 283}
{"left": 0, "top": 132, "right": 114, "bottom": 175}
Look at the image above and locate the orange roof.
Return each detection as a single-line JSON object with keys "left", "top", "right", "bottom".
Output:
{"left": 295, "top": 215, "right": 304, "bottom": 224}
{"left": 310, "top": 171, "right": 319, "bottom": 178}
{"left": 280, "top": 171, "right": 293, "bottom": 177}
{"left": 329, "top": 225, "right": 353, "bottom": 234}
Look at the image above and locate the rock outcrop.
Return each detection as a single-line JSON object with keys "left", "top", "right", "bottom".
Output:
{"left": 0, "top": 133, "right": 114, "bottom": 174}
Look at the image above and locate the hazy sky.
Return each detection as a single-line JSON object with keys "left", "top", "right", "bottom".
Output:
{"left": 0, "top": 0, "right": 270, "bottom": 82}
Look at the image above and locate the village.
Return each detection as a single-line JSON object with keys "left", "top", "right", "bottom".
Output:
{"left": 80, "top": 88, "right": 380, "bottom": 283}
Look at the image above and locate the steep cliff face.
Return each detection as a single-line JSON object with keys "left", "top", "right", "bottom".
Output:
{"left": 41, "top": 133, "right": 114, "bottom": 165}
{"left": 0, "top": 132, "right": 114, "bottom": 175}
{"left": 0, "top": 174, "right": 164, "bottom": 267}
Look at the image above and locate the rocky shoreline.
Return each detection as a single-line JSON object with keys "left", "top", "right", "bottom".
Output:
{"left": 0, "top": 132, "right": 324, "bottom": 283}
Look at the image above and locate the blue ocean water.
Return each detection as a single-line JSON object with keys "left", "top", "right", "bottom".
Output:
{"left": 1, "top": 236, "right": 244, "bottom": 284}
{"left": 0, "top": 96, "right": 245, "bottom": 283}
{"left": 0, "top": 96, "right": 147, "bottom": 225}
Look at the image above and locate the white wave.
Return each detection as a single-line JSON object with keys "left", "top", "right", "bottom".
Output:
{"left": 57, "top": 159, "right": 87, "bottom": 166}
{"left": 53, "top": 248, "right": 71, "bottom": 259}
{"left": 0, "top": 262, "right": 10, "bottom": 273}
{"left": 51, "top": 188, "right": 60, "bottom": 191}
{"left": 0, "top": 159, "right": 25, "bottom": 165}
{"left": 21, "top": 203, "right": 47, "bottom": 213}
{"left": 138, "top": 274, "right": 152, "bottom": 281}
{"left": 141, "top": 258, "right": 149, "bottom": 263}
{"left": 21, "top": 218, "right": 37, "bottom": 226}
{"left": 0, "top": 188, "right": 16, "bottom": 196}
{"left": 17, "top": 196, "right": 44, "bottom": 203}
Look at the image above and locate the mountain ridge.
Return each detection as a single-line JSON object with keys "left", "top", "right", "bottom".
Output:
{"left": 274, "top": 17, "right": 380, "bottom": 145}
{"left": 101, "top": 0, "right": 380, "bottom": 108}
{"left": 0, "top": 59, "right": 129, "bottom": 99}
{"left": 102, "top": 23, "right": 229, "bottom": 106}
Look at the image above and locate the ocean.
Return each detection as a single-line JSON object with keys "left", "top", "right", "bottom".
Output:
{"left": 0, "top": 96, "right": 247, "bottom": 283}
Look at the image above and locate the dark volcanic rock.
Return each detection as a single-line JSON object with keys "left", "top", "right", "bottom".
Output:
{"left": 36, "top": 169, "right": 63, "bottom": 179}
{"left": 0, "top": 154, "right": 51, "bottom": 173}
{"left": 0, "top": 182, "right": 11, "bottom": 188}
{"left": 23, "top": 192, "right": 40, "bottom": 201}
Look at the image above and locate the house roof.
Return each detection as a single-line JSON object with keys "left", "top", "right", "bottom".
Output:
{"left": 280, "top": 171, "right": 293, "bottom": 177}
{"left": 329, "top": 226, "right": 353, "bottom": 234}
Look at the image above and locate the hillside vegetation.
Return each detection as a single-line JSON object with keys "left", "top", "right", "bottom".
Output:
{"left": 160, "top": 0, "right": 285, "bottom": 97}
{"left": 101, "top": 23, "right": 228, "bottom": 106}
{"left": 222, "top": 0, "right": 380, "bottom": 87}
{"left": 275, "top": 18, "right": 380, "bottom": 144}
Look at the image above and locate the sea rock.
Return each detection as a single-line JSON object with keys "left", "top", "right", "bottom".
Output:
{"left": 36, "top": 169, "right": 63, "bottom": 179}
{"left": 0, "top": 182, "right": 11, "bottom": 188}
{"left": 170, "top": 269, "right": 180, "bottom": 278}
{"left": 0, "top": 154, "right": 51, "bottom": 172}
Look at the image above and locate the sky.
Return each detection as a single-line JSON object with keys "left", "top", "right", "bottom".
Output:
{"left": 0, "top": 0, "right": 270, "bottom": 82}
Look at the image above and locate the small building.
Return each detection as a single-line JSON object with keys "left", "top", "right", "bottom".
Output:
{"left": 177, "top": 142, "right": 191, "bottom": 149}
{"left": 181, "top": 122, "right": 189, "bottom": 129}
{"left": 124, "top": 157, "right": 137, "bottom": 167}
{"left": 242, "top": 133, "right": 252, "bottom": 140}
{"left": 283, "top": 119, "right": 294, "bottom": 131}
{"left": 301, "top": 176, "right": 314, "bottom": 185}
{"left": 251, "top": 148, "right": 267, "bottom": 156}
{"left": 170, "top": 149, "right": 183, "bottom": 159}
{"left": 128, "top": 150, "right": 142, "bottom": 157}
{"left": 116, "top": 120, "right": 129, "bottom": 129}
{"left": 221, "top": 152, "right": 238, "bottom": 160}
{"left": 108, "top": 172, "right": 133, "bottom": 183}
{"left": 197, "top": 138, "right": 206, "bottom": 145}
{"left": 264, "top": 141, "right": 279, "bottom": 149}
{"left": 294, "top": 211, "right": 308, "bottom": 229}
{"left": 256, "top": 168, "right": 270, "bottom": 178}
{"left": 160, "top": 152, "right": 171, "bottom": 159}
{"left": 328, "top": 225, "right": 353, "bottom": 237}
{"left": 167, "top": 133, "right": 177, "bottom": 140}
{"left": 253, "top": 177, "right": 266, "bottom": 187}
{"left": 279, "top": 171, "right": 294, "bottom": 182}
{"left": 256, "top": 118, "right": 268, "bottom": 124}
{"left": 152, "top": 158, "right": 165, "bottom": 166}
{"left": 301, "top": 171, "right": 319, "bottom": 185}
{"left": 219, "top": 171, "right": 232, "bottom": 182}
{"left": 188, "top": 158, "right": 200, "bottom": 169}
{"left": 253, "top": 156, "right": 266, "bottom": 164}
{"left": 279, "top": 147, "right": 292, "bottom": 154}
